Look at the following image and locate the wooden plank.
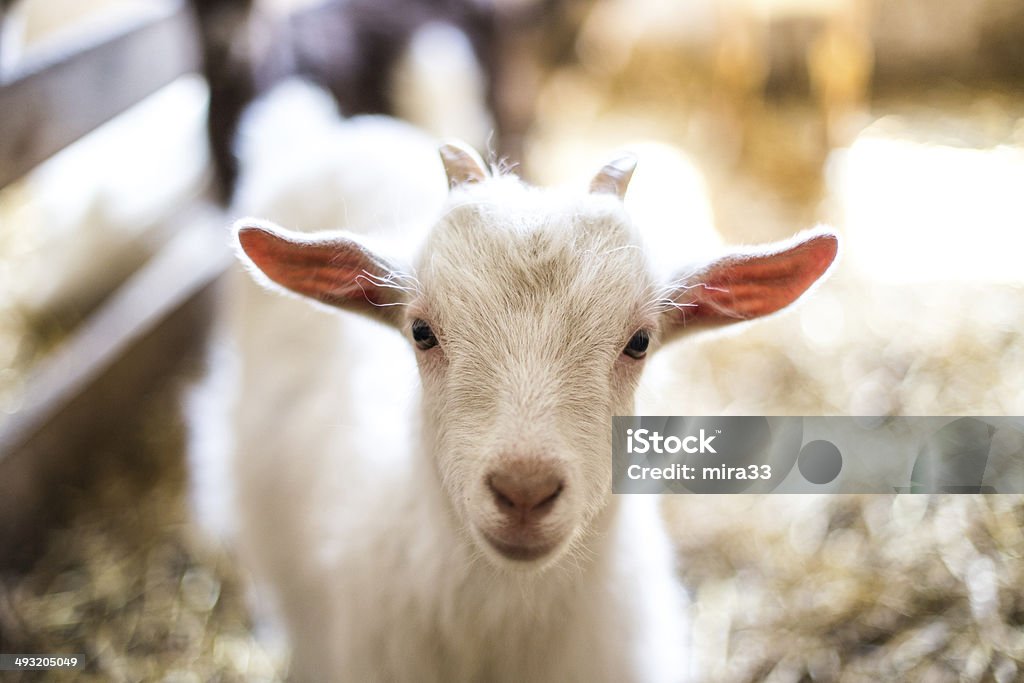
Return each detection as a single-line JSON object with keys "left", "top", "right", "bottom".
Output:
{"left": 0, "top": 206, "right": 231, "bottom": 460}
{"left": 0, "top": 208, "right": 232, "bottom": 567}
{"left": 0, "top": 278, "right": 224, "bottom": 568}
{"left": 0, "top": 1, "right": 200, "bottom": 189}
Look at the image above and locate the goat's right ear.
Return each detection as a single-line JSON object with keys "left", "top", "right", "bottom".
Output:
{"left": 234, "top": 219, "right": 410, "bottom": 327}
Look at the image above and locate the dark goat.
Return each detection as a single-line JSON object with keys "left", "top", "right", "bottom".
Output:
{"left": 189, "top": 0, "right": 497, "bottom": 203}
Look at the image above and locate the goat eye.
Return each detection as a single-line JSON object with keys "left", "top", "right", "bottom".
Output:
{"left": 623, "top": 329, "right": 649, "bottom": 359}
{"left": 411, "top": 319, "right": 438, "bottom": 350}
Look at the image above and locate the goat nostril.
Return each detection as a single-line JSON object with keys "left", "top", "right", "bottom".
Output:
{"left": 488, "top": 476, "right": 518, "bottom": 511}
{"left": 534, "top": 483, "right": 564, "bottom": 511}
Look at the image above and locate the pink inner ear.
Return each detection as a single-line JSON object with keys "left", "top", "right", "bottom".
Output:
{"left": 675, "top": 233, "right": 838, "bottom": 326}
{"left": 238, "top": 226, "right": 398, "bottom": 310}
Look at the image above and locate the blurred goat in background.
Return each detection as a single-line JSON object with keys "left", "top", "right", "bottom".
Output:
{"left": 189, "top": 0, "right": 597, "bottom": 201}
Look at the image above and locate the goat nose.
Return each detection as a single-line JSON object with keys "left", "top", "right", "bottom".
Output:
{"left": 487, "top": 461, "right": 564, "bottom": 523}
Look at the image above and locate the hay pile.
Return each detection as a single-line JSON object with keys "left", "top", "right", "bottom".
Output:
{"left": 0, "top": 385, "right": 284, "bottom": 682}
{"left": 668, "top": 495, "right": 1024, "bottom": 682}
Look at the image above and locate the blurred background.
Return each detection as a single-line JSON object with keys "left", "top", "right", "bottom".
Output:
{"left": 0, "top": 0, "right": 1022, "bottom": 680}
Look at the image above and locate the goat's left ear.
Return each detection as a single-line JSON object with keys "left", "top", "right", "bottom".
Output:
{"left": 234, "top": 219, "right": 409, "bottom": 328}
{"left": 660, "top": 230, "right": 838, "bottom": 341}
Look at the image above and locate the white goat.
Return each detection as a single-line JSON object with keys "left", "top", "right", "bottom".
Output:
{"left": 211, "top": 88, "right": 838, "bottom": 681}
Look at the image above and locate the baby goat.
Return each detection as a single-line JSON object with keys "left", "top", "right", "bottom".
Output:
{"left": 227, "top": 141, "right": 838, "bottom": 681}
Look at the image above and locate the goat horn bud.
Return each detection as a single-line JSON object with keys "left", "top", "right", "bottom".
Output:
{"left": 439, "top": 141, "right": 488, "bottom": 188}
{"left": 590, "top": 154, "right": 637, "bottom": 199}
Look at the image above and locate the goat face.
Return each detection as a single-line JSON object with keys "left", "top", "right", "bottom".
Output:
{"left": 410, "top": 186, "right": 655, "bottom": 568}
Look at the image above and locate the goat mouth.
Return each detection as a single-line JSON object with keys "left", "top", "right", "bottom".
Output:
{"left": 480, "top": 531, "right": 557, "bottom": 562}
